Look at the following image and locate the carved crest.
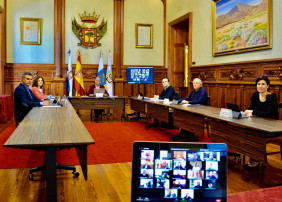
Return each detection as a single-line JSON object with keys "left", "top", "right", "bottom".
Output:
{"left": 72, "top": 11, "right": 107, "bottom": 49}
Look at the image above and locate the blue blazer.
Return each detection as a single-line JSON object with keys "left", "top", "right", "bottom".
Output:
{"left": 159, "top": 86, "right": 176, "bottom": 100}
{"left": 182, "top": 87, "right": 208, "bottom": 106}
{"left": 14, "top": 83, "right": 42, "bottom": 122}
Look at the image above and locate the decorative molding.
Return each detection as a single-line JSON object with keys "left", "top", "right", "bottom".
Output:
{"left": 191, "top": 71, "right": 215, "bottom": 81}
{"left": 83, "top": 70, "right": 98, "bottom": 79}
{"left": 33, "top": 71, "right": 54, "bottom": 80}
{"left": 190, "top": 58, "right": 282, "bottom": 69}
{"left": 264, "top": 68, "right": 281, "bottom": 77}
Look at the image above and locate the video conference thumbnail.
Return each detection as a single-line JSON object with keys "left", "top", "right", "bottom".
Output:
{"left": 138, "top": 149, "right": 221, "bottom": 191}
{"left": 141, "top": 150, "right": 154, "bottom": 161}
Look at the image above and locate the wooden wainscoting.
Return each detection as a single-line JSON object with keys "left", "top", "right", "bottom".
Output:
{"left": 4, "top": 64, "right": 167, "bottom": 102}
{"left": 189, "top": 58, "right": 282, "bottom": 118}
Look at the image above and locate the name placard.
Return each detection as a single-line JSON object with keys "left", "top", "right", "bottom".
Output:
{"left": 163, "top": 98, "right": 170, "bottom": 105}
{"left": 219, "top": 108, "right": 233, "bottom": 119}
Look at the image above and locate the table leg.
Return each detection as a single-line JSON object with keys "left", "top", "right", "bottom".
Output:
{"left": 45, "top": 147, "right": 57, "bottom": 202}
{"left": 76, "top": 146, "right": 88, "bottom": 180}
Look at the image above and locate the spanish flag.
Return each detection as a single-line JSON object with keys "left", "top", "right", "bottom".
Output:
{"left": 74, "top": 52, "right": 85, "bottom": 96}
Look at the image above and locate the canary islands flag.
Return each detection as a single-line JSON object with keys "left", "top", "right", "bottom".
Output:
{"left": 97, "top": 52, "right": 106, "bottom": 86}
{"left": 74, "top": 52, "right": 85, "bottom": 96}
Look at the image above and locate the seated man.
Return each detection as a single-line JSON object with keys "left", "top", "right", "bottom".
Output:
{"left": 87, "top": 77, "right": 109, "bottom": 118}
{"left": 181, "top": 78, "right": 208, "bottom": 105}
{"left": 173, "top": 78, "right": 208, "bottom": 141}
{"left": 154, "top": 77, "right": 176, "bottom": 100}
{"left": 14, "top": 72, "right": 49, "bottom": 122}
{"left": 87, "top": 77, "right": 109, "bottom": 96}
{"left": 153, "top": 77, "right": 178, "bottom": 127}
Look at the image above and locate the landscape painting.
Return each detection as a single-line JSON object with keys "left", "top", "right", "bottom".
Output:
{"left": 212, "top": 0, "right": 272, "bottom": 56}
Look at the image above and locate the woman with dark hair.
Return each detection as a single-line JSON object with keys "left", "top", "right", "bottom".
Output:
{"left": 31, "top": 76, "right": 51, "bottom": 100}
{"left": 244, "top": 76, "right": 279, "bottom": 168}
{"left": 244, "top": 76, "right": 278, "bottom": 119}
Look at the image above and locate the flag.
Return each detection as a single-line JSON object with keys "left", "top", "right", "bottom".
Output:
{"left": 66, "top": 50, "right": 73, "bottom": 97}
{"left": 97, "top": 52, "right": 106, "bottom": 86}
{"left": 74, "top": 52, "right": 85, "bottom": 96}
{"left": 106, "top": 52, "right": 113, "bottom": 97}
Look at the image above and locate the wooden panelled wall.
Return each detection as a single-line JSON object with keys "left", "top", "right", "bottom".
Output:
{"left": 189, "top": 59, "right": 282, "bottom": 118}
{"left": 2, "top": 0, "right": 167, "bottom": 100}
{"left": 2, "top": 0, "right": 282, "bottom": 117}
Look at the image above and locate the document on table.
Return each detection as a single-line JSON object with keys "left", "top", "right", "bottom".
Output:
{"left": 43, "top": 105, "right": 61, "bottom": 108}
{"left": 182, "top": 104, "right": 191, "bottom": 107}
{"left": 148, "top": 98, "right": 164, "bottom": 102}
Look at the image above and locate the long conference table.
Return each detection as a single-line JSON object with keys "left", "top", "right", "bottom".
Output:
{"left": 68, "top": 96, "right": 126, "bottom": 120}
{"left": 4, "top": 100, "right": 95, "bottom": 202}
{"left": 130, "top": 97, "right": 282, "bottom": 163}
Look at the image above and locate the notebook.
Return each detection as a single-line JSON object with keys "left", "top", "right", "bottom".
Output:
{"left": 131, "top": 141, "right": 227, "bottom": 202}
{"left": 43, "top": 96, "right": 61, "bottom": 107}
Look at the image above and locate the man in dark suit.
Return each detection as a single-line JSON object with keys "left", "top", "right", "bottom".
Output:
{"left": 154, "top": 77, "right": 176, "bottom": 100}
{"left": 14, "top": 72, "right": 49, "bottom": 122}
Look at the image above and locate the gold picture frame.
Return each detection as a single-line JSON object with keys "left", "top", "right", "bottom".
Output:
{"left": 135, "top": 23, "right": 153, "bottom": 48}
{"left": 212, "top": 0, "right": 272, "bottom": 56}
{"left": 20, "top": 18, "right": 42, "bottom": 45}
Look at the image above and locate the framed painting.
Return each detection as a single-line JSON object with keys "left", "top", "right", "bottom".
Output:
{"left": 20, "top": 18, "right": 42, "bottom": 45}
{"left": 135, "top": 23, "right": 153, "bottom": 48}
{"left": 212, "top": 0, "right": 272, "bottom": 56}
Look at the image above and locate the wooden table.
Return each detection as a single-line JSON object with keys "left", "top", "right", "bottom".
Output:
{"left": 4, "top": 100, "right": 95, "bottom": 202}
{"left": 69, "top": 96, "right": 126, "bottom": 120}
{"left": 207, "top": 113, "right": 282, "bottom": 163}
{"left": 171, "top": 105, "right": 219, "bottom": 136}
{"left": 129, "top": 97, "right": 282, "bottom": 163}
{"left": 130, "top": 98, "right": 146, "bottom": 114}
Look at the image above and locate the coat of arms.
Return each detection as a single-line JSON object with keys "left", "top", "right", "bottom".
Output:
{"left": 72, "top": 11, "right": 107, "bottom": 49}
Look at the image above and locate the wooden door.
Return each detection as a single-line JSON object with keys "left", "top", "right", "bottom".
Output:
{"left": 168, "top": 13, "right": 192, "bottom": 96}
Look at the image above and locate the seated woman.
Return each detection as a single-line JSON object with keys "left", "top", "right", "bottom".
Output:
{"left": 244, "top": 76, "right": 279, "bottom": 167}
{"left": 181, "top": 78, "right": 208, "bottom": 105}
{"left": 31, "top": 76, "right": 50, "bottom": 100}
{"left": 245, "top": 76, "right": 278, "bottom": 119}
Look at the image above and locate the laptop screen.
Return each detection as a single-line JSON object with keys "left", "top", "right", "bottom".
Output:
{"left": 94, "top": 88, "right": 105, "bottom": 94}
{"left": 226, "top": 103, "right": 240, "bottom": 112}
{"left": 53, "top": 96, "right": 60, "bottom": 104}
{"left": 131, "top": 142, "right": 227, "bottom": 202}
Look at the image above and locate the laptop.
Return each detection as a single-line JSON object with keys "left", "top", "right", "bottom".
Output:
{"left": 94, "top": 88, "right": 105, "bottom": 95}
{"left": 226, "top": 103, "right": 248, "bottom": 118}
{"left": 131, "top": 141, "right": 227, "bottom": 202}
{"left": 50, "top": 96, "right": 61, "bottom": 105}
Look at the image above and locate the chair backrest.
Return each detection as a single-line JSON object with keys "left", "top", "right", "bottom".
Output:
{"left": 207, "top": 96, "right": 211, "bottom": 106}
{"left": 13, "top": 96, "right": 19, "bottom": 127}
{"left": 171, "top": 92, "right": 181, "bottom": 101}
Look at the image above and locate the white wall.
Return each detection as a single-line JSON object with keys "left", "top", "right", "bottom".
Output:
{"left": 0, "top": 0, "right": 3, "bottom": 10}
{"left": 6, "top": 0, "right": 54, "bottom": 64}
{"left": 65, "top": 0, "right": 114, "bottom": 65}
{"left": 167, "top": 0, "right": 282, "bottom": 66}
{"left": 123, "top": 0, "right": 164, "bottom": 66}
